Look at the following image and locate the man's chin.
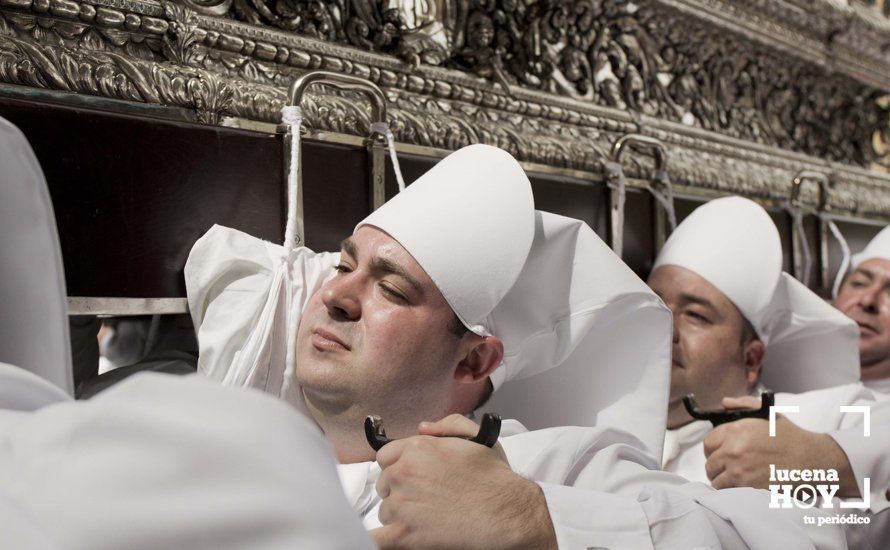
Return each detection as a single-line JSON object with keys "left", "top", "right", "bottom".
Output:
{"left": 858, "top": 340, "right": 889, "bottom": 361}
{"left": 299, "top": 382, "right": 356, "bottom": 416}
{"left": 668, "top": 374, "right": 688, "bottom": 402}
{"left": 667, "top": 393, "right": 686, "bottom": 406}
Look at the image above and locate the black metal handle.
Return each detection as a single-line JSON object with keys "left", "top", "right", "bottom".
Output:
{"left": 683, "top": 391, "right": 775, "bottom": 427}
{"left": 364, "top": 413, "right": 502, "bottom": 452}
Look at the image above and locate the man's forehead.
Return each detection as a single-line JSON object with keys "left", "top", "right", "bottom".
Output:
{"left": 649, "top": 265, "right": 731, "bottom": 312}
{"left": 343, "top": 227, "right": 434, "bottom": 287}
{"left": 344, "top": 227, "right": 409, "bottom": 259}
{"left": 855, "top": 258, "right": 890, "bottom": 280}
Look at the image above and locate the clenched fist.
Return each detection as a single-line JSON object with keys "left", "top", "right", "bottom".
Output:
{"left": 371, "top": 414, "right": 557, "bottom": 550}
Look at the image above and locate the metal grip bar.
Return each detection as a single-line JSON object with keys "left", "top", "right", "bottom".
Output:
{"left": 288, "top": 71, "right": 388, "bottom": 123}
{"left": 789, "top": 170, "right": 832, "bottom": 290}
{"left": 610, "top": 134, "right": 668, "bottom": 170}
{"left": 609, "top": 134, "right": 674, "bottom": 252}
{"left": 683, "top": 391, "right": 775, "bottom": 427}
{"left": 364, "top": 413, "right": 503, "bottom": 452}
{"left": 286, "top": 71, "right": 391, "bottom": 212}
{"left": 790, "top": 170, "right": 830, "bottom": 211}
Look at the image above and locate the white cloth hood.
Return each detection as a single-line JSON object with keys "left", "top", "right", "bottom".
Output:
{"left": 0, "top": 373, "right": 373, "bottom": 549}
{"left": 0, "top": 363, "right": 70, "bottom": 412}
{"left": 852, "top": 225, "right": 890, "bottom": 267}
{"left": 357, "top": 144, "right": 535, "bottom": 334}
{"left": 187, "top": 207, "right": 671, "bottom": 455}
{"left": 0, "top": 117, "right": 73, "bottom": 399}
{"left": 654, "top": 196, "right": 782, "bottom": 339}
{"left": 483, "top": 212, "right": 672, "bottom": 457}
{"left": 654, "top": 196, "right": 859, "bottom": 392}
{"left": 185, "top": 225, "right": 339, "bottom": 410}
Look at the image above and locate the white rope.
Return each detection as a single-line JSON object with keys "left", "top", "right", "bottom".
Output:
{"left": 386, "top": 129, "right": 406, "bottom": 192}
{"left": 788, "top": 205, "right": 813, "bottom": 287}
{"left": 602, "top": 161, "right": 626, "bottom": 256}
{"left": 822, "top": 214, "right": 851, "bottom": 299}
{"left": 281, "top": 105, "right": 303, "bottom": 251}
{"left": 282, "top": 271, "right": 298, "bottom": 397}
{"left": 371, "top": 122, "right": 406, "bottom": 193}
{"left": 651, "top": 169, "right": 677, "bottom": 230}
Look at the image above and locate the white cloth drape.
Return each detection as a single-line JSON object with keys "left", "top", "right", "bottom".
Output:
{"left": 0, "top": 373, "right": 373, "bottom": 550}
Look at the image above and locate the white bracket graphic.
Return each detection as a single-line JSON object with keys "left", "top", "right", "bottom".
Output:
{"left": 839, "top": 405, "right": 871, "bottom": 436}
{"left": 769, "top": 405, "right": 800, "bottom": 437}
{"left": 768, "top": 403, "right": 872, "bottom": 510}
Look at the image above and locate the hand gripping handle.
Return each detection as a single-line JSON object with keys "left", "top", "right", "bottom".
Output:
{"left": 364, "top": 413, "right": 502, "bottom": 452}
{"left": 682, "top": 391, "right": 775, "bottom": 427}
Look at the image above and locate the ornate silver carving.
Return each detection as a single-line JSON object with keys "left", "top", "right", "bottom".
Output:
{"left": 221, "top": 0, "right": 889, "bottom": 168}
{"left": 0, "top": 22, "right": 232, "bottom": 123}
{"left": 1, "top": 0, "right": 889, "bottom": 217}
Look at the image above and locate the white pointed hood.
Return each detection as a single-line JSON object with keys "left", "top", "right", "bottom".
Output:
{"left": 483, "top": 212, "right": 672, "bottom": 456}
{"left": 0, "top": 117, "right": 73, "bottom": 406}
{"left": 188, "top": 144, "right": 670, "bottom": 454}
{"left": 0, "top": 373, "right": 373, "bottom": 549}
{"left": 357, "top": 144, "right": 536, "bottom": 334}
{"left": 852, "top": 225, "right": 890, "bottom": 267}
{"left": 187, "top": 144, "right": 536, "bottom": 407}
{"left": 653, "top": 196, "right": 859, "bottom": 392}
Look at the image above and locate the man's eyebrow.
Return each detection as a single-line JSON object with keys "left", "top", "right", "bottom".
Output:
{"left": 852, "top": 267, "right": 875, "bottom": 280}
{"left": 370, "top": 256, "right": 424, "bottom": 294}
{"left": 679, "top": 292, "right": 718, "bottom": 314}
{"left": 340, "top": 238, "right": 358, "bottom": 260}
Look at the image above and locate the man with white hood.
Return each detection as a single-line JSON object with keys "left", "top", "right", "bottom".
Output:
{"left": 649, "top": 196, "right": 889, "bottom": 543}
{"left": 187, "top": 145, "right": 844, "bottom": 548}
{"left": 0, "top": 115, "right": 373, "bottom": 550}
{"left": 834, "top": 226, "right": 890, "bottom": 400}
{"left": 703, "top": 222, "right": 890, "bottom": 547}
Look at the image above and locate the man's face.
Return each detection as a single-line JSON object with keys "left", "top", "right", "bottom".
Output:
{"left": 833, "top": 258, "right": 890, "bottom": 380}
{"left": 648, "top": 265, "right": 758, "bottom": 411}
{"left": 295, "top": 226, "right": 465, "bottom": 438}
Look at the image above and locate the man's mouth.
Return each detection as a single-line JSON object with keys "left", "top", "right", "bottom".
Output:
{"left": 311, "top": 328, "right": 351, "bottom": 351}
{"left": 857, "top": 321, "right": 878, "bottom": 336}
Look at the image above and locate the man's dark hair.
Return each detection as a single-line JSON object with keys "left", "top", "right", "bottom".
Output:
{"left": 739, "top": 315, "right": 763, "bottom": 385}
{"left": 473, "top": 379, "right": 494, "bottom": 412}
{"left": 448, "top": 313, "right": 493, "bottom": 411}
{"left": 450, "top": 313, "right": 469, "bottom": 338}
{"left": 740, "top": 315, "right": 759, "bottom": 348}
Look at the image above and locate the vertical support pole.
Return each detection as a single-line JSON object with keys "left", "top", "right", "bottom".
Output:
{"left": 367, "top": 134, "right": 387, "bottom": 211}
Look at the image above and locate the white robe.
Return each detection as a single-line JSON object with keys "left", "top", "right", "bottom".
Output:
{"left": 863, "top": 377, "right": 890, "bottom": 401}
{"left": 339, "top": 421, "right": 845, "bottom": 549}
{"left": 186, "top": 224, "right": 339, "bottom": 410}
{"left": 188, "top": 227, "right": 844, "bottom": 548}
{"left": 662, "top": 384, "right": 890, "bottom": 548}
{"left": 662, "top": 383, "right": 890, "bottom": 514}
{"left": 0, "top": 371, "right": 373, "bottom": 550}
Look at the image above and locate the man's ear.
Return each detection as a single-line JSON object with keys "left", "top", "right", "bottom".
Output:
{"left": 454, "top": 336, "right": 504, "bottom": 384}
{"left": 743, "top": 339, "right": 765, "bottom": 390}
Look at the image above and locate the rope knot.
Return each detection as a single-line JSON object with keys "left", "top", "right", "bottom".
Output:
{"left": 281, "top": 105, "right": 303, "bottom": 128}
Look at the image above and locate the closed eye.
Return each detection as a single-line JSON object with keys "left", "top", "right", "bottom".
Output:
{"left": 686, "top": 310, "right": 710, "bottom": 323}
{"left": 379, "top": 282, "right": 407, "bottom": 302}
{"left": 333, "top": 264, "right": 353, "bottom": 274}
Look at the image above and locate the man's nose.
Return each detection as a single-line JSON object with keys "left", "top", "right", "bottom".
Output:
{"left": 858, "top": 285, "right": 881, "bottom": 314}
{"left": 321, "top": 275, "right": 362, "bottom": 321}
